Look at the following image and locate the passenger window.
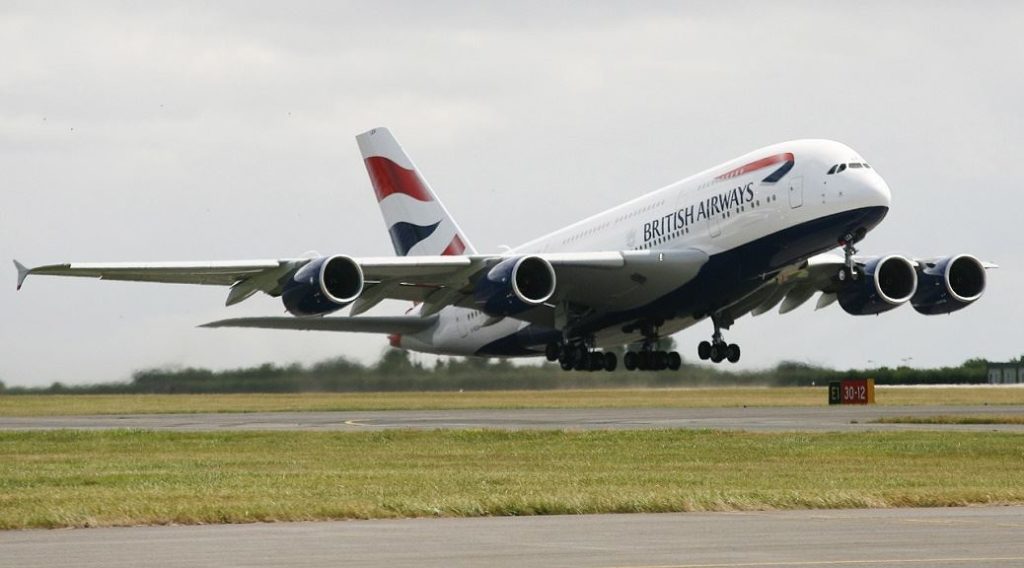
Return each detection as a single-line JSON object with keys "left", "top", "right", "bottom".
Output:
{"left": 827, "top": 165, "right": 837, "bottom": 175}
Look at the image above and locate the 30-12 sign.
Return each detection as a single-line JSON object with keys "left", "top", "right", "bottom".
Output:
{"left": 829, "top": 379, "right": 875, "bottom": 405}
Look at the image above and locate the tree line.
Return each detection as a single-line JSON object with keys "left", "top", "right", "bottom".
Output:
{"left": 0, "top": 348, "right": 996, "bottom": 395}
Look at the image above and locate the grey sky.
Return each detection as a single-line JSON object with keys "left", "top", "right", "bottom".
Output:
{"left": 3, "top": 2, "right": 1021, "bottom": 387}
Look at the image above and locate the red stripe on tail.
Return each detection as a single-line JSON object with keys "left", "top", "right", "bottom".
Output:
{"left": 364, "top": 156, "right": 433, "bottom": 202}
{"left": 441, "top": 235, "right": 466, "bottom": 256}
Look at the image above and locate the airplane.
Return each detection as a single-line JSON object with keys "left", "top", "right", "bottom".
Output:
{"left": 15, "top": 128, "right": 995, "bottom": 372}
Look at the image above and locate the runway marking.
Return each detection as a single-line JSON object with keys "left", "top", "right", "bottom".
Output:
{"left": 605, "top": 556, "right": 1024, "bottom": 567}
{"left": 342, "top": 419, "right": 372, "bottom": 427}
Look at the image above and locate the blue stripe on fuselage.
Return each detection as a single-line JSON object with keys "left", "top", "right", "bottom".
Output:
{"left": 475, "top": 205, "right": 889, "bottom": 357}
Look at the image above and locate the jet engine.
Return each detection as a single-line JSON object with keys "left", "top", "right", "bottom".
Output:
{"left": 474, "top": 256, "right": 556, "bottom": 317}
{"left": 281, "top": 255, "right": 364, "bottom": 316}
{"left": 911, "top": 254, "right": 986, "bottom": 315}
{"left": 837, "top": 255, "right": 917, "bottom": 315}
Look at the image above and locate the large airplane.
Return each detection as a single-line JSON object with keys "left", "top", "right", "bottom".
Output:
{"left": 15, "top": 128, "right": 995, "bottom": 371}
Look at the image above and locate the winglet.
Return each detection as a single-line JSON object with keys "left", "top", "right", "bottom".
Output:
{"left": 13, "top": 260, "right": 30, "bottom": 291}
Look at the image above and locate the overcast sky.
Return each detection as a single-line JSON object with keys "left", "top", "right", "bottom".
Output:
{"left": 2, "top": 2, "right": 1021, "bottom": 387}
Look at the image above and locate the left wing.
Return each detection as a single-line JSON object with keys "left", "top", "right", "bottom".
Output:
{"left": 15, "top": 249, "right": 709, "bottom": 321}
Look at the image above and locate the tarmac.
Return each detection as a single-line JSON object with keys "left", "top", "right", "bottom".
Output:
{"left": 2, "top": 405, "right": 1023, "bottom": 432}
{"left": 3, "top": 506, "right": 1023, "bottom": 568}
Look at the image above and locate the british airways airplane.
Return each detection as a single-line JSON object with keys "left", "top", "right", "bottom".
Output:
{"left": 15, "top": 128, "right": 995, "bottom": 372}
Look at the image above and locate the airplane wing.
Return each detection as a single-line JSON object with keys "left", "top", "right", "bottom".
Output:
{"left": 725, "top": 252, "right": 998, "bottom": 320}
{"left": 201, "top": 315, "right": 436, "bottom": 334}
{"left": 15, "top": 249, "right": 710, "bottom": 322}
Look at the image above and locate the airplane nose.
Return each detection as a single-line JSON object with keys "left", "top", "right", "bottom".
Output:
{"left": 861, "top": 172, "right": 892, "bottom": 209}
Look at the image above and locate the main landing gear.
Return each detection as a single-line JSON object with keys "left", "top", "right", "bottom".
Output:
{"left": 546, "top": 342, "right": 618, "bottom": 372}
{"left": 622, "top": 320, "right": 682, "bottom": 372}
{"left": 698, "top": 315, "right": 740, "bottom": 364}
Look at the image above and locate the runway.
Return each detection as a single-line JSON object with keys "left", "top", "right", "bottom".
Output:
{"left": 3, "top": 506, "right": 1023, "bottom": 568}
{"left": 2, "top": 405, "right": 1023, "bottom": 432}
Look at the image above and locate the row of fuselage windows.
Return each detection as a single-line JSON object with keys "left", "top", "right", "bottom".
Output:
{"left": 827, "top": 162, "right": 871, "bottom": 175}
{"left": 561, "top": 199, "right": 667, "bottom": 245}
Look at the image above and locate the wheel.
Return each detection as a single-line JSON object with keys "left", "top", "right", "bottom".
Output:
{"left": 574, "top": 351, "right": 590, "bottom": 371}
{"left": 589, "top": 352, "right": 606, "bottom": 372}
{"left": 559, "top": 358, "right": 573, "bottom": 371}
{"left": 710, "top": 344, "right": 725, "bottom": 363}
{"left": 727, "top": 344, "right": 741, "bottom": 363}
{"left": 545, "top": 343, "right": 560, "bottom": 362}
{"left": 667, "top": 351, "right": 682, "bottom": 371}
{"left": 698, "top": 341, "right": 711, "bottom": 360}
{"left": 638, "top": 351, "right": 650, "bottom": 371}
{"left": 624, "top": 351, "right": 638, "bottom": 370}
{"left": 654, "top": 351, "right": 669, "bottom": 370}
{"left": 604, "top": 352, "right": 618, "bottom": 372}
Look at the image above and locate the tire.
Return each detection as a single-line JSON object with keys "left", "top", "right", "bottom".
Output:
{"left": 638, "top": 351, "right": 650, "bottom": 371}
{"left": 667, "top": 351, "right": 682, "bottom": 371}
{"left": 654, "top": 351, "right": 669, "bottom": 370}
{"left": 698, "top": 341, "right": 711, "bottom": 360}
{"left": 589, "top": 352, "right": 605, "bottom": 372}
{"left": 545, "top": 343, "right": 560, "bottom": 362}
{"left": 604, "top": 352, "right": 618, "bottom": 372}
{"left": 727, "top": 344, "right": 741, "bottom": 363}
{"left": 574, "top": 351, "right": 590, "bottom": 371}
{"left": 710, "top": 344, "right": 725, "bottom": 363}
{"left": 559, "top": 358, "right": 573, "bottom": 371}
{"left": 624, "top": 351, "right": 638, "bottom": 371}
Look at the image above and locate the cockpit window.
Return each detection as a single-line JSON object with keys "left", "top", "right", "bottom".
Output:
{"left": 863, "top": 163, "right": 871, "bottom": 169}
{"left": 827, "top": 164, "right": 838, "bottom": 175}
{"left": 837, "top": 163, "right": 847, "bottom": 173}
{"left": 848, "top": 162, "right": 863, "bottom": 169}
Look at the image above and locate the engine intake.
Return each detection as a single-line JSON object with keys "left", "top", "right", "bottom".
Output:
{"left": 911, "top": 254, "right": 986, "bottom": 315}
{"left": 282, "top": 255, "right": 364, "bottom": 317}
{"left": 474, "top": 256, "right": 556, "bottom": 316}
{"left": 838, "top": 255, "right": 917, "bottom": 316}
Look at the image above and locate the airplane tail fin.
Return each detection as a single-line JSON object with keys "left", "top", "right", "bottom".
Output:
{"left": 356, "top": 127, "right": 476, "bottom": 257}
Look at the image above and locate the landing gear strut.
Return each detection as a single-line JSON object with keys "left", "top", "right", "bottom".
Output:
{"left": 837, "top": 231, "right": 862, "bottom": 282}
{"left": 698, "top": 314, "right": 740, "bottom": 364}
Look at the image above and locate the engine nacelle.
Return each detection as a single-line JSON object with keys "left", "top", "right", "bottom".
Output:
{"left": 911, "top": 254, "right": 986, "bottom": 315}
{"left": 281, "top": 255, "right": 364, "bottom": 317}
{"left": 837, "top": 255, "right": 918, "bottom": 316}
{"left": 473, "top": 256, "right": 556, "bottom": 317}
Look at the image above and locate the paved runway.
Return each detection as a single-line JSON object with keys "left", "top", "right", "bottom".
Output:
{"left": 3, "top": 506, "right": 1023, "bottom": 568}
{"left": 2, "top": 405, "right": 1023, "bottom": 432}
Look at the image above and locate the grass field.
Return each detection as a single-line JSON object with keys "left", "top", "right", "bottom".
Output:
{"left": 1, "top": 429, "right": 1022, "bottom": 529}
{"left": 3, "top": 386, "right": 1024, "bottom": 417}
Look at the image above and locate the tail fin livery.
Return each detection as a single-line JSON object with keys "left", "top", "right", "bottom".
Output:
{"left": 356, "top": 128, "right": 477, "bottom": 257}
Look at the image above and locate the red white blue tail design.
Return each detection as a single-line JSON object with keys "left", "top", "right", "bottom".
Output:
{"left": 357, "top": 128, "right": 476, "bottom": 257}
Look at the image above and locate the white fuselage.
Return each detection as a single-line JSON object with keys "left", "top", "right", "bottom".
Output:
{"left": 399, "top": 139, "right": 892, "bottom": 356}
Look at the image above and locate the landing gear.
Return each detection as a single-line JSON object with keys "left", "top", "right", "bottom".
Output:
{"left": 621, "top": 321, "right": 683, "bottom": 372}
{"left": 548, "top": 341, "right": 618, "bottom": 372}
{"left": 838, "top": 231, "right": 863, "bottom": 281}
{"left": 698, "top": 314, "right": 741, "bottom": 364}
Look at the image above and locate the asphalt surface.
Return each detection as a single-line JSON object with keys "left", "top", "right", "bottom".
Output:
{"left": 2, "top": 405, "right": 1023, "bottom": 432}
{"left": 3, "top": 506, "right": 1024, "bottom": 568}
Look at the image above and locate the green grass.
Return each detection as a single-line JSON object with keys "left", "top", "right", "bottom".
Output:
{"left": 3, "top": 387, "right": 1024, "bottom": 417}
{"left": 1, "top": 429, "right": 1023, "bottom": 529}
{"left": 875, "top": 415, "right": 1024, "bottom": 425}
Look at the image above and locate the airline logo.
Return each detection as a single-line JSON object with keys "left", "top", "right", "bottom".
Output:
{"left": 364, "top": 155, "right": 464, "bottom": 256}
{"left": 716, "top": 152, "right": 795, "bottom": 184}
